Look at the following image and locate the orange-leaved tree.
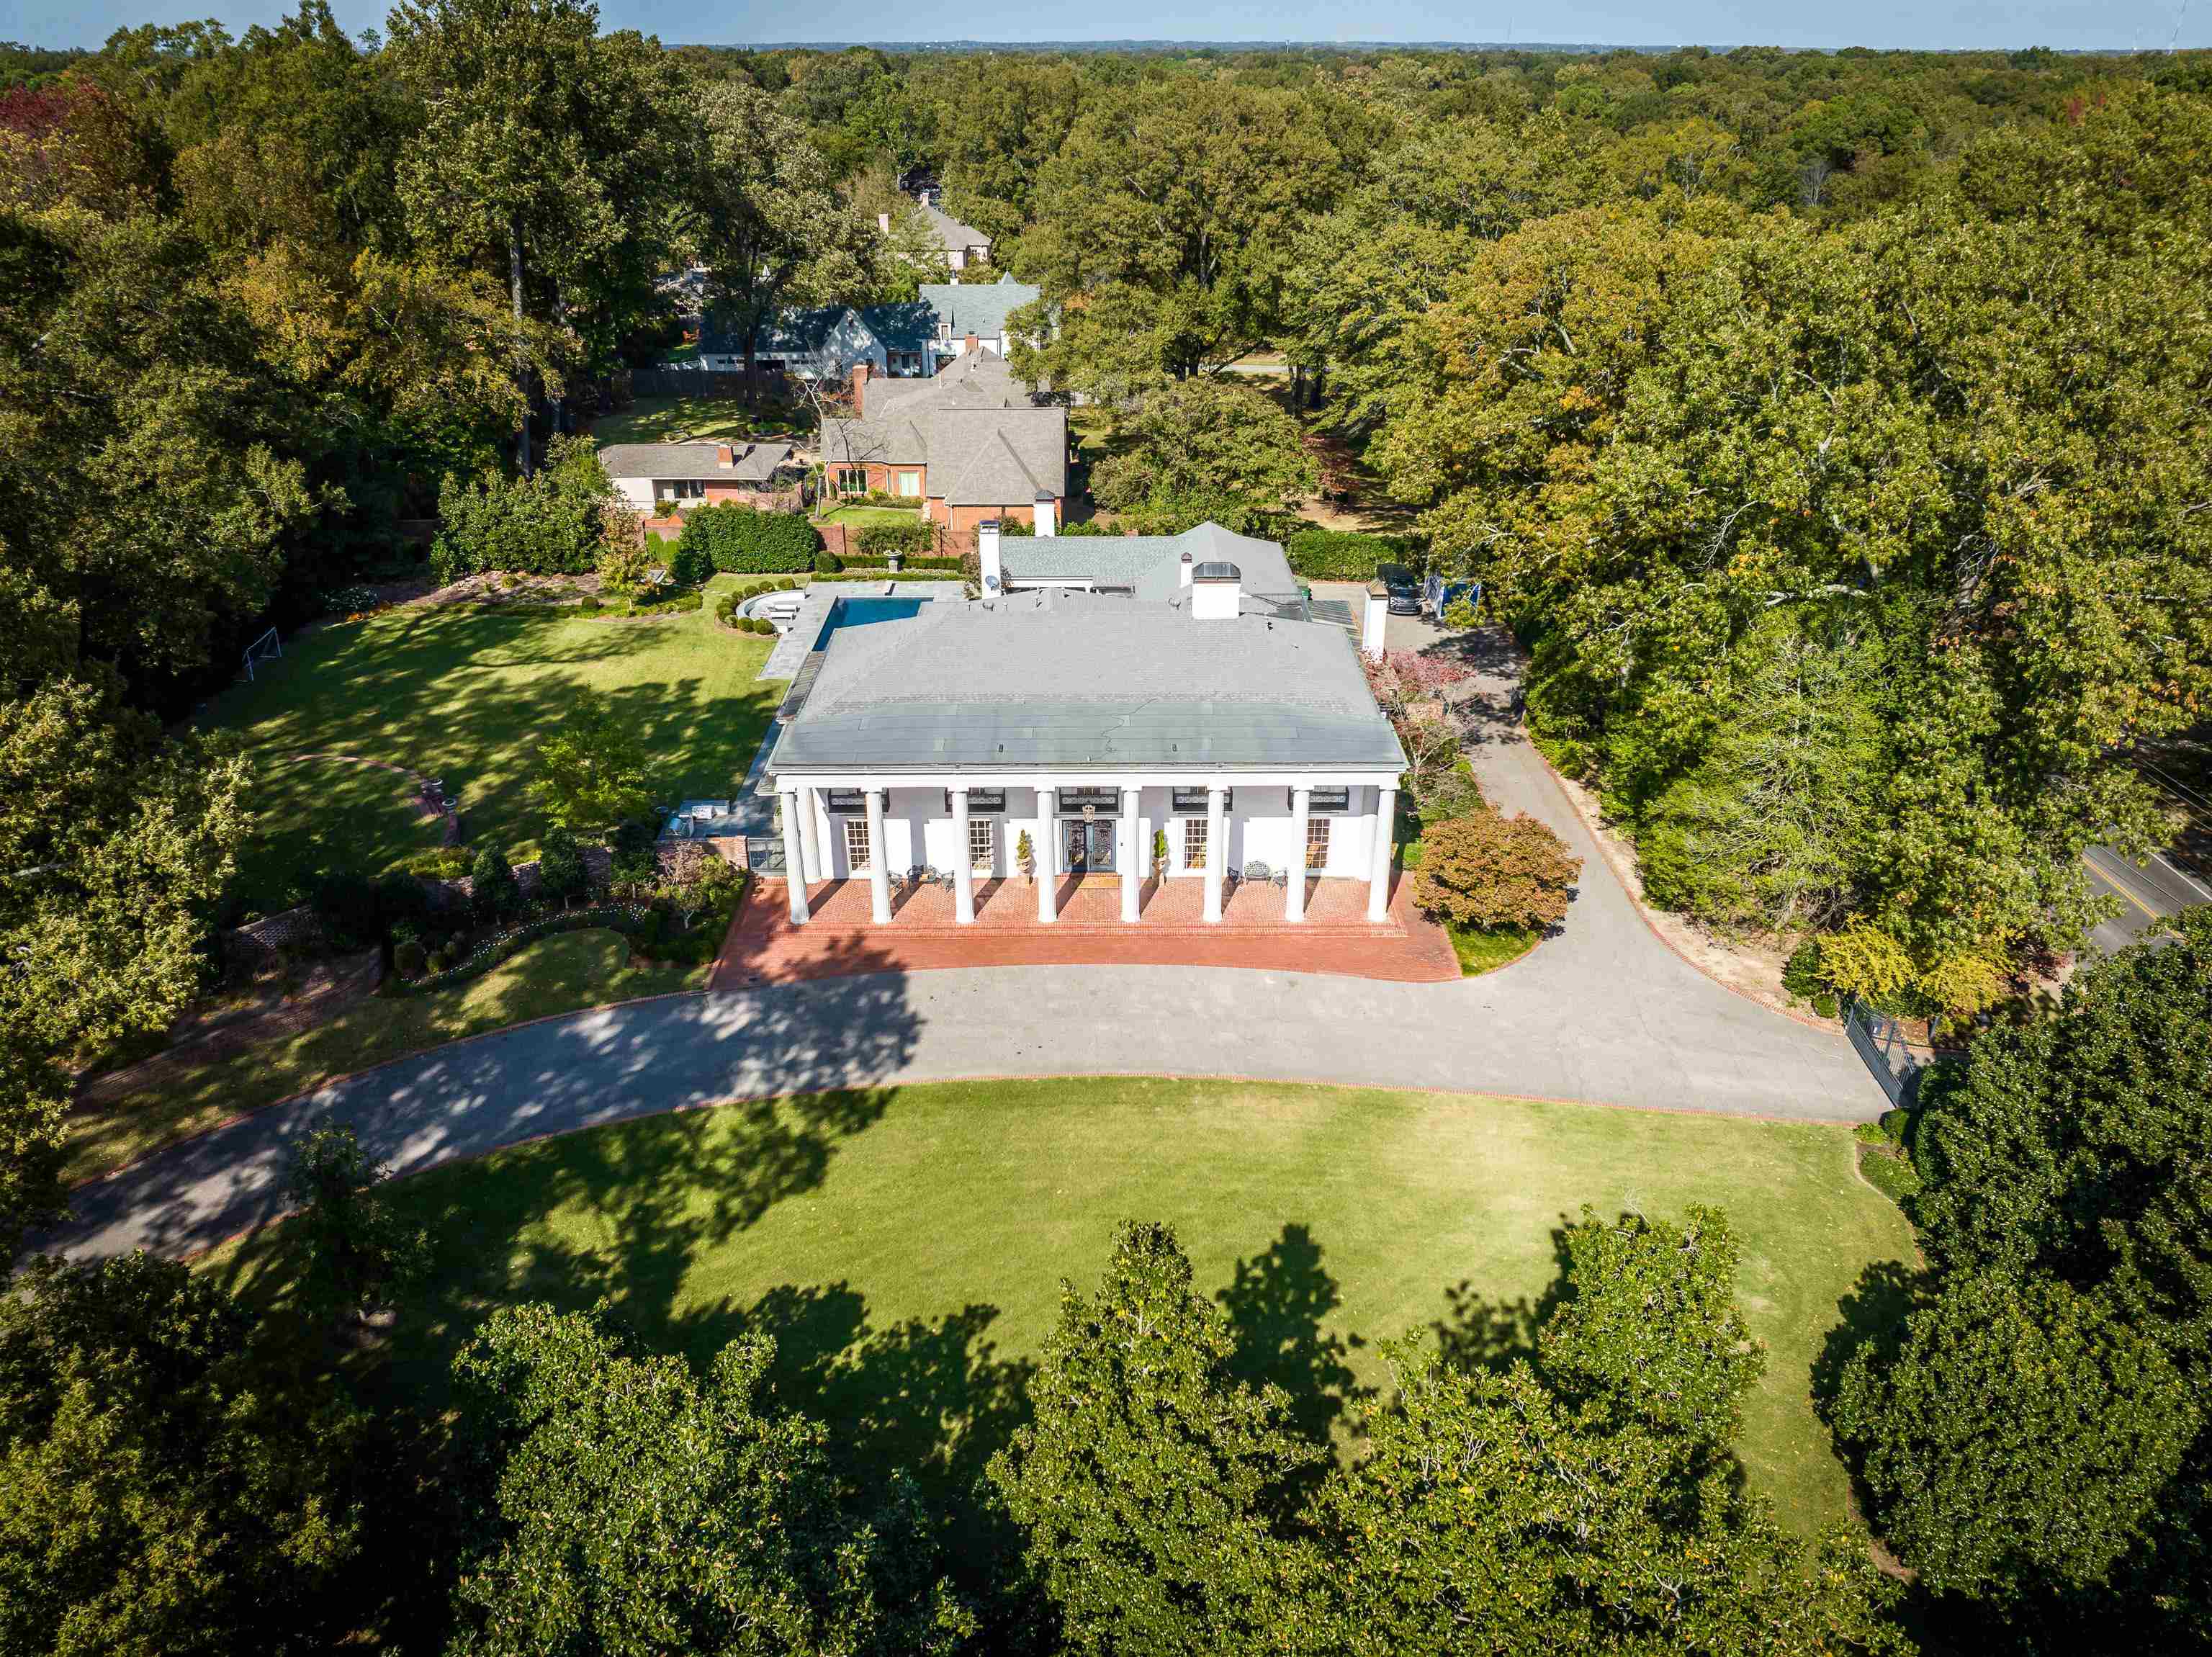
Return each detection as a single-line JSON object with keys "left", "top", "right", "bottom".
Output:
{"left": 1412, "top": 810, "right": 1581, "bottom": 931}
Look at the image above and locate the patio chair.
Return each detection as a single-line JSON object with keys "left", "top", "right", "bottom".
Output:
{"left": 904, "top": 864, "right": 928, "bottom": 894}
{"left": 1244, "top": 861, "right": 1273, "bottom": 889}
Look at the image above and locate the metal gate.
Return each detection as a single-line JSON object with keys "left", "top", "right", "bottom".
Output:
{"left": 1843, "top": 995, "right": 1933, "bottom": 1108}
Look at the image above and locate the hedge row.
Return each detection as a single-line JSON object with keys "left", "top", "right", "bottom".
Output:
{"left": 678, "top": 502, "right": 822, "bottom": 572}
{"left": 855, "top": 519, "right": 935, "bottom": 557}
{"left": 1285, "top": 528, "right": 1421, "bottom": 581}
{"left": 394, "top": 905, "right": 649, "bottom": 995}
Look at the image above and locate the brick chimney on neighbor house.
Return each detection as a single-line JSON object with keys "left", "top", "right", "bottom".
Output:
{"left": 715, "top": 444, "right": 734, "bottom": 467}
{"left": 850, "top": 360, "right": 871, "bottom": 414}
{"left": 963, "top": 332, "right": 979, "bottom": 356}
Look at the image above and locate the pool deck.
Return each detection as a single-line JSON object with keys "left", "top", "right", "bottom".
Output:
{"left": 755, "top": 582, "right": 971, "bottom": 681}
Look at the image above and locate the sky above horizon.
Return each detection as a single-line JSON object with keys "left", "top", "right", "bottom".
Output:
{"left": 8, "top": 0, "right": 2206, "bottom": 58}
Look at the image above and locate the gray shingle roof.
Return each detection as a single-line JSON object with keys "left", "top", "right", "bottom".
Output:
{"left": 920, "top": 201, "right": 992, "bottom": 254}
{"left": 920, "top": 274, "right": 1040, "bottom": 343}
{"left": 768, "top": 590, "right": 1403, "bottom": 775}
{"left": 998, "top": 522, "right": 1303, "bottom": 603}
{"left": 823, "top": 356, "right": 1066, "bottom": 505}
{"left": 596, "top": 441, "right": 793, "bottom": 483}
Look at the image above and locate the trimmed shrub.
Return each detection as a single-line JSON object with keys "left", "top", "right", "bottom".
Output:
{"left": 469, "top": 845, "right": 521, "bottom": 923}
{"left": 1411, "top": 809, "right": 1582, "bottom": 931}
{"left": 663, "top": 536, "right": 712, "bottom": 585}
{"left": 855, "top": 519, "right": 935, "bottom": 558}
{"left": 813, "top": 551, "right": 845, "bottom": 573}
{"left": 392, "top": 938, "right": 428, "bottom": 978}
{"left": 577, "top": 595, "right": 603, "bottom": 614}
{"left": 677, "top": 503, "right": 820, "bottom": 574}
{"left": 627, "top": 588, "right": 702, "bottom": 615}
{"left": 538, "top": 824, "right": 588, "bottom": 904}
{"left": 1285, "top": 528, "right": 1419, "bottom": 581}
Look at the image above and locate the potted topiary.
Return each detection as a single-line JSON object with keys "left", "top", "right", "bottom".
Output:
{"left": 1015, "top": 829, "right": 1035, "bottom": 884}
{"left": 1151, "top": 828, "right": 1169, "bottom": 883}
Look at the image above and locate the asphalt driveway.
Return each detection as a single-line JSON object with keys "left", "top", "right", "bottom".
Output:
{"left": 36, "top": 629, "right": 1880, "bottom": 1263}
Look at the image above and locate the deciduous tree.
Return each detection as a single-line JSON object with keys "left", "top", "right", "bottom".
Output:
{"left": 989, "top": 1220, "right": 1318, "bottom": 1656}
{"left": 1410, "top": 809, "right": 1581, "bottom": 932}
{"left": 447, "top": 1302, "right": 967, "bottom": 1656}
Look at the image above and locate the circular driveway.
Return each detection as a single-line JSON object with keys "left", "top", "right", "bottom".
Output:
{"left": 35, "top": 632, "right": 1881, "bottom": 1263}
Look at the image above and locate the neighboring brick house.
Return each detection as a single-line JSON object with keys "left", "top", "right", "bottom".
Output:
{"left": 820, "top": 353, "right": 1067, "bottom": 534}
{"left": 598, "top": 440, "right": 796, "bottom": 513}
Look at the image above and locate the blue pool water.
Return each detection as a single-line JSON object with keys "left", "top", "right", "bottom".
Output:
{"left": 818, "top": 595, "right": 931, "bottom": 643}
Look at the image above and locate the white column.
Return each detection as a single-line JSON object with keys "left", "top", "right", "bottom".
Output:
{"left": 796, "top": 784, "right": 823, "bottom": 882}
{"left": 1203, "top": 784, "right": 1226, "bottom": 923}
{"left": 778, "top": 789, "right": 809, "bottom": 924}
{"left": 952, "top": 787, "right": 976, "bottom": 924}
{"left": 1287, "top": 784, "right": 1310, "bottom": 923}
{"left": 864, "top": 786, "right": 892, "bottom": 923}
{"left": 1036, "top": 790, "right": 1057, "bottom": 922}
{"left": 1367, "top": 784, "right": 1397, "bottom": 922}
{"left": 1120, "top": 786, "right": 1141, "bottom": 922}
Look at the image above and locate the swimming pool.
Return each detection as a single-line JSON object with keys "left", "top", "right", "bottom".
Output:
{"left": 827, "top": 595, "right": 931, "bottom": 631}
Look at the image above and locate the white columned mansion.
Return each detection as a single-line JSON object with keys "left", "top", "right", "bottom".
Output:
{"left": 761, "top": 522, "right": 1407, "bottom": 926}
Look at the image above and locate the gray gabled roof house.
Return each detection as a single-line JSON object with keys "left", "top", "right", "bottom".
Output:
{"left": 820, "top": 352, "right": 1068, "bottom": 530}
{"left": 760, "top": 528, "right": 1407, "bottom": 933}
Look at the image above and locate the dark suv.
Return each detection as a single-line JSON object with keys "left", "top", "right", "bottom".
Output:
{"left": 1377, "top": 561, "right": 1421, "bottom": 615}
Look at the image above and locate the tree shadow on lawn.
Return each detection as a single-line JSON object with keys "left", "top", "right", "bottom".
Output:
{"left": 218, "top": 606, "right": 778, "bottom": 883}
{"left": 1809, "top": 1257, "right": 1927, "bottom": 1529}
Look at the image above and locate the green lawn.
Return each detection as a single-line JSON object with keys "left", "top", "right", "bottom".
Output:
{"left": 589, "top": 397, "right": 809, "bottom": 446}
{"left": 205, "top": 1078, "right": 1914, "bottom": 1537}
{"left": 1448, "top": 922, "right": 1539, "bottom": 974}
{"left": 202, "top": 583, "right": 776, "bottom": 911}
{"left": 66, "top": 932, "right": 706, "bottom": 1184}
{"left": 815, "top": 504, "right": 925, "bottom": 528}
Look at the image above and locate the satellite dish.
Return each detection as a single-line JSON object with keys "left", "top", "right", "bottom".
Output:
{"left": 984, "top": 573, "right": 1000, "bottom": 591}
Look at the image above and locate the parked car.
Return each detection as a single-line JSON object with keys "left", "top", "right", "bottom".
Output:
{"left": 1377, "top": 561, "right": 1422, "bottom": 616}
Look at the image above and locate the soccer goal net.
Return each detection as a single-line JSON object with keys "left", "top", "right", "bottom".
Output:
{"left": 242, "top": 627, "right": 282, "bottom": 681}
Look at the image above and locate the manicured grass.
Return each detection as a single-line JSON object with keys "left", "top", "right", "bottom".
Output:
{"left": 205, "top": 1078, "right": 1914, "bottom": 1537}
{"left": 201, "top": 585, "right": 775, "bottom": 910}
{"left": 590, "top": 396, "right": 809, "bottom": 446}
{"left": 66, "top": 932, "right": 705, "bottom": 1185}
{"left": 1447, "top": 922, "right": 1539, "bottom": 975}
{"left": 816, "top": 504, "right": 925, "bottom": 527}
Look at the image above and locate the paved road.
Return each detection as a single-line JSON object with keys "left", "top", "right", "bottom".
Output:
{"left": 37, "top": 630, "right": 1881, "bottom": 1263}
{"left": 2084, "top": 845, "right": 2207, "bottom": 954}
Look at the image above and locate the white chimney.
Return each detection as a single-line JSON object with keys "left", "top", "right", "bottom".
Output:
{"left": 1033, "top": 492, "right": 1056, "bottom": 537}
{"left": 877, "top": 211, "right": 891, "bottom": 233}
{"left": 1190, "top": 562, "right": 1241, "bottom": 621}
{"left": 1362, "top": 580, "right": 1389, "bottom": 660}
{"left": 978, "top": 519, "right": 1003, "bottom": 596}
{"left": 1178, "top": 550, "right": 1194, "bottom": 588}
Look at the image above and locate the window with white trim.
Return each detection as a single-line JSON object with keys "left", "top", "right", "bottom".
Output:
{"left": 968, "top": 817, "right": 995, "bottom": 874}
{"left": 1308, "top": 786, "right": 1351, "bottom": 814}
{"left": 843, "top": 817, "right": 873, "bottom": 873}
{"left": 1305, "top": 816, "right": 1331, "bottom": 870}
{"left": 1182, "top": 817, "right": 1208, "bottom": 871}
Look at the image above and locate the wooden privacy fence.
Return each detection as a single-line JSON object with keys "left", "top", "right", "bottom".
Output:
{"left": 626, "top": 367, "right": 791, "bottom": 400}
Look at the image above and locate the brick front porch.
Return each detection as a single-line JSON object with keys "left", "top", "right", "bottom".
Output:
{"left": 713, "top": 870, "right": 1461, "bottom": 986}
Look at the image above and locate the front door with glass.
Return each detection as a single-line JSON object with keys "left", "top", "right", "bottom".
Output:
{"left": 1063, "top": 819, "right": 1115, "bottom": 874}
